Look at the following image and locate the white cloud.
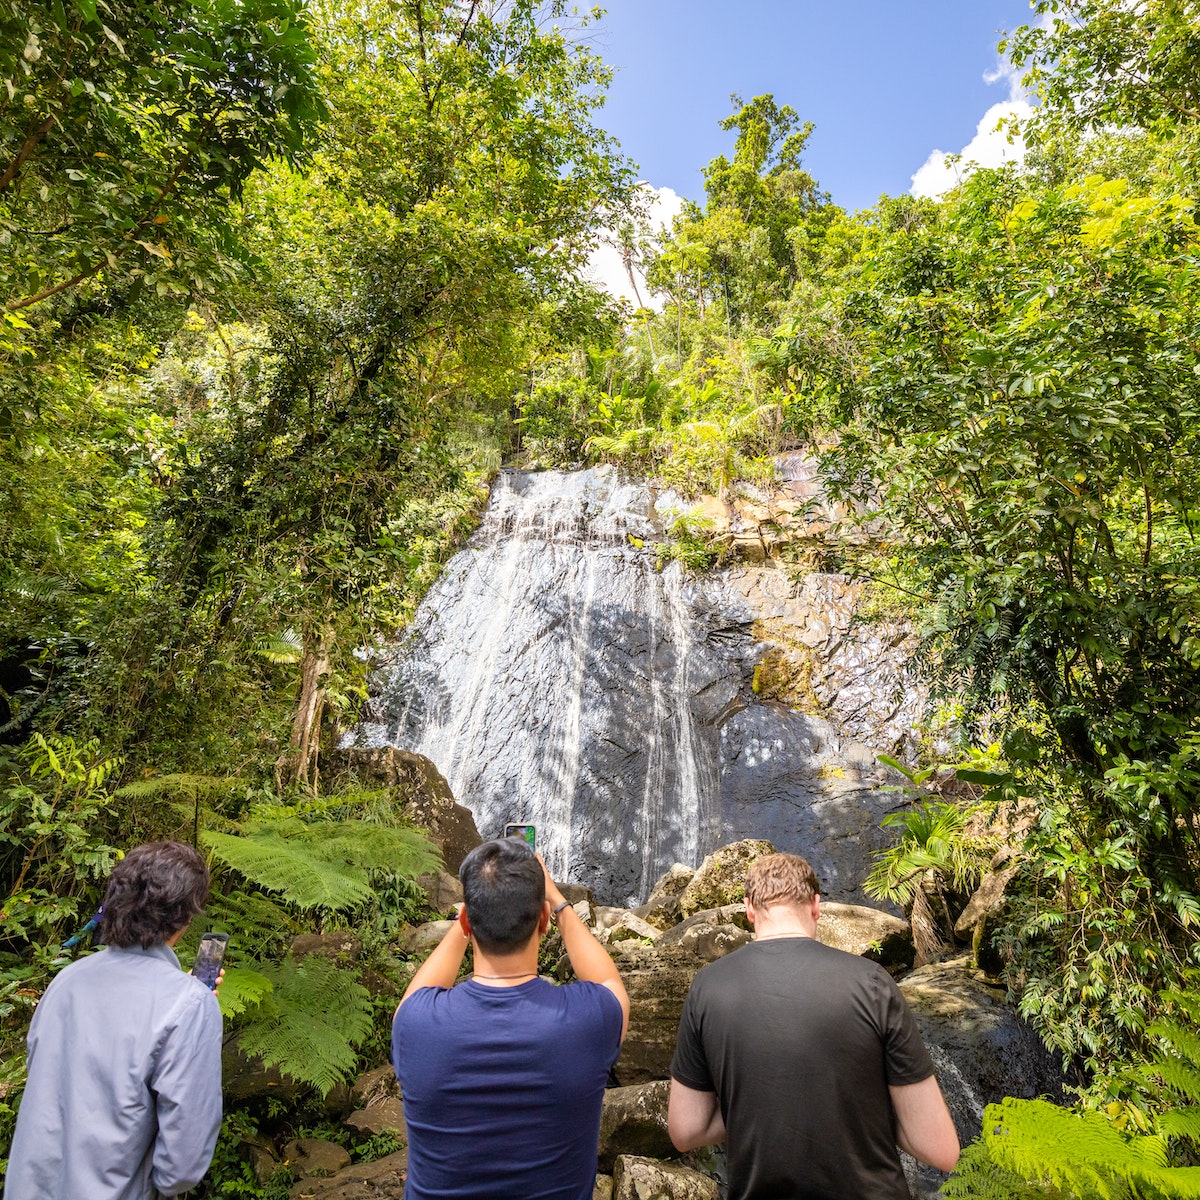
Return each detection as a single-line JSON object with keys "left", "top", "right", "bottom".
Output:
{"left": 585, "top": 184, "right": 686, "bottom": 310}
{"left": 910, "top": 59, "right": 1032, "bottom": 199}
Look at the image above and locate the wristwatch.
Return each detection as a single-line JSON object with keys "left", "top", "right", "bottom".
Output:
{"left": 550, "top": 900, "right": 571, "bottom": 925}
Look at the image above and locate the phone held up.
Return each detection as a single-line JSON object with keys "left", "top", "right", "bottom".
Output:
{"left": 192, "top": 932, "right": 229, "bottom": 990}
{"left": 504, "top": 823, "right": 536, "bottom": 852}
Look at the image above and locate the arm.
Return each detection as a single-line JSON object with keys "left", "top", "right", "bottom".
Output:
{"left": 890, "top": 1075, "right": 960, "bottom": 1173}
{"left": 399, "top": 913, "right": 470, "bottom": 1008}
{"left": 542, "top": 858, "right": 630, "bottom": 1041}
{"left": 668, "top": 1077, "right": 726, "bottom": 1151}
{"left": 150, "top": 989, "right": 224, "bottom": 1196}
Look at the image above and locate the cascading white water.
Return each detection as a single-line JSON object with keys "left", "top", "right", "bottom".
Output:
{"left": 353, "top": 467, "right": 724, "bottom": 903}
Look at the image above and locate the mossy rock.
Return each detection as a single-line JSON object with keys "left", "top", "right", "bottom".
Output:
{"left": 749, "top": 621, "right": 821, "bottom": 712}
{"left": 678, "top": 840, "right": 776, "bottom": 917}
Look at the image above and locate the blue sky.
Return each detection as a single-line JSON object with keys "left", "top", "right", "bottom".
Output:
{"left": 585, "top": 1, "right": 1038, "bottom": 214}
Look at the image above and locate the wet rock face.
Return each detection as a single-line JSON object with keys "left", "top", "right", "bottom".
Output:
{"left": 350, "top": 467, "right": 923, "bottom": 905}
{"left": 899, "top": 955, "right": 1068, "bottom": 1197}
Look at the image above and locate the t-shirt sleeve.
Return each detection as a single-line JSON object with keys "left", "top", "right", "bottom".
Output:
{"left": 669, "top": 983, "right": 715, "bottom": 1093}
{"left": 567, "top": 981, "right": 625, "bottom": 1067}
{"left": 391, "top": 986, "right": 444, "bottom": 1079}
{"left": 877, "top": 969, "right": 935, "bottom": 1087}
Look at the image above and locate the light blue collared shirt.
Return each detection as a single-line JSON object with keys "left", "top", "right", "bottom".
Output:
{"left": 5, "top": 941, "right": 223, "bottom": 1199}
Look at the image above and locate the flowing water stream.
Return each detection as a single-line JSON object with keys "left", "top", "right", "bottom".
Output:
{"left": 354, "top": 467, "right": 728, "bottom": 902}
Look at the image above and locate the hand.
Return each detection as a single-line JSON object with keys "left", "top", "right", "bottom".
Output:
{"left": 189, "top": 967, "right": 225, "bottom": 994}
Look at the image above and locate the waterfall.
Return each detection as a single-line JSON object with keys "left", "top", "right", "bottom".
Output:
{"left": 353, "top": 467, "right": 724, "bottom": 904}
{"left": 351, "top": 463, "right": 924, "bottom": 906}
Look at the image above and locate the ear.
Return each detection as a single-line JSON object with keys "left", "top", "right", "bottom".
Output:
{"left": 811, "top": 894, "right": 821, "bottom": 924}
{"left": 745, "top": 898, "right": 757, "bottom": 926}
{"left": 537, "top": 899, "right": 551, "bottom": 936}
{"left": 458, "top": 906, "right": 471, "bottom": 939}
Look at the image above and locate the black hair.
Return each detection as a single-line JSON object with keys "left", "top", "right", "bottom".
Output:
{"left": 459, "top": 837, "right": 545, "bottom": 954}
{"left": 100, "top": 841, "right": 210, "bottom": 949}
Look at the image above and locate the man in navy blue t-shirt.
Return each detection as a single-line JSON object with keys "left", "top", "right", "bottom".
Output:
{"left": 392, "top": 837, "right": 629, "bottom": 1200}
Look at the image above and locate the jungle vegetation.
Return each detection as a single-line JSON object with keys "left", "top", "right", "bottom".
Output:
{"left": 3, "top": 0, "right": 1200, "bottom": 1195}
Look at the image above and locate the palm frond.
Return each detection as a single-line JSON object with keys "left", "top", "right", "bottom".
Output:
{"left": 253, "top": 628, "right": 303, "bottom": 664}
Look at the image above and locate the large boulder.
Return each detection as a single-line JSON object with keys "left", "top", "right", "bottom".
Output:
{"left": 899, "top": 955, "right": 1067, "bottom": 1197}
{"left": 598, "top": 1081, "right": 673, "bottom": 1172}
{"left": 291, "top": 930, "right": 362, "bottom": 963}
{"left": 658, "top": 919, "right": 751, "bottom": 962}
{"left": 658, "top": 904, "right": 751, "bottom": 940}
{"left": 594, "top": 907, "right": 663, "bottom": 944}
{"left": 647, "top": 863, "right": 695, "bottom": 904}
{"left": 416, "top": 869, "right": 463, "bottom": 915}
{"left": 401, "top": 920, "right": 457, "bottom": 955}
{"left": 288, "top": 1151, "right": 408, "bottom": 1199}
{"left": 611, "top": 944, "right": 699, "bottom": 1085}
{"left": 633, "top": 894, "right": 682, "bottom": 931}
{"left": 283, "top": 1138, "right": 351, "bottom": 1179}
{"left": 222, "top": 1037, "right": 310, "bottom": 1107}
{"left": 678, "top": 840, "right": 775, "bottom": 916}
{"left": 324, "top": 746, "right": 481, "bottom": 871}
{"left": 612, "top": 1155, "right": 720, "bottom": 1200}
{"left": 816, "top": 902, "right": 913, "bottom": 971}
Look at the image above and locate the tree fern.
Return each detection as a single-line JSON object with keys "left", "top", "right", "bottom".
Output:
{"left": 233, "top": 956, "right": 373, "bottom": 1096}
{"left": 203, "top": 819, "right": 438, "bottom": 912}
{"left": 946, "top": 1097, "right": 1200, "bottom": 1199}
{"left": 212, "top": 966, "right": 274, "bottom": 1020}
{"left": 1140, "top": 990, "right": 1200, "bottom": 1157}
{"left": 943, "top": 1139, "right": 1068, "bottom": 1199}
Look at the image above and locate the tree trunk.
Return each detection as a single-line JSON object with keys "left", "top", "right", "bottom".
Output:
{"left": 275, "top": 641, "right": 330, "bottom": 792}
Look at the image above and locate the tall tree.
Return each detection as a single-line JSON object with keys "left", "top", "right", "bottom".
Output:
{"left": 791, "top": 162, "right": 1200, "bottom": 1069}
{"left": 147, "top": 0, "right": 635, "bottom": 786}
{"left": 1004, "top": 0, "right": 1200, "bottom": 134}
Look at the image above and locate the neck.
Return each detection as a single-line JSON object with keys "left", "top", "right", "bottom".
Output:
{"left": 471, "top": 940, "right": 540, "bottom": 987}
{"left": 750, "top": 900, "right": 818, "bottom": 941}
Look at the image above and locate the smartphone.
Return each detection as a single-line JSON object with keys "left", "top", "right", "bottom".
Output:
{"left": 191, "top": 932, "right": 229, "bottom": 990}
{"left": 504, "top": 823, "right": 536, "bottom": 851}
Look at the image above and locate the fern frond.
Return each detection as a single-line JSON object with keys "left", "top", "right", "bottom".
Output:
{"left": 1147, "top": 1060, "right": 1200, "bottom": 1107}
{"left": 982, "top": 1097, "right": 1200, "bottom": 1199}
{"left": 204, "top": 889, "right": 299, "bottom": 948}
{"left": 235, "top": 957, "right": 372, "bottom": 1096}
{"left": 287, "top": 821, "right": 439, "bottom": 877}
{"left": 1158, "top": 1109, "right": 1200, "bottom": 1145}
{"left": 215, "top": 967, "right": 274, "bottom": 1020}
{"left": 1144, "top": 1019, "right": 1200, "bottom": 1090}
{"left": 6, "top": 572, "right": 67, "bottom": 604}
{"left": 115, "top": 774, "right": 244, "bottom": 801}
{"left": 203, "top": 829, "right": 376, "bottom": 910}
{"left": 943, "top": 1139, "right": 1065, "bottom": 1199}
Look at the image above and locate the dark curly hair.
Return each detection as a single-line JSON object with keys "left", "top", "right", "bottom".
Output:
{"left": 100, "top": 841, "right": 210, "bottom": 949}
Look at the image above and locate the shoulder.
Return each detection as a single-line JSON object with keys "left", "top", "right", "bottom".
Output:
{"left": 561, "top": 979, "right": 623, "bottom": 1020}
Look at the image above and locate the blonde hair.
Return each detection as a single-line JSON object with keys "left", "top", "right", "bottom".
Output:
{"left": 745, "top": 853, "right": 819, "bottom": 911}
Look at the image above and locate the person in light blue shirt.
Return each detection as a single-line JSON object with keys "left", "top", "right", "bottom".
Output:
{"left": 6, "top": 841, "right": 224, "bottom": 1200}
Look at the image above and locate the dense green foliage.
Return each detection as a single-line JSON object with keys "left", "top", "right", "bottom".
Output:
{"left": 5, "top": 0, "right": 1200, "bottom": 1194}
{"left": 1, "top": 0, "right": 633, "bottom": 1184}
